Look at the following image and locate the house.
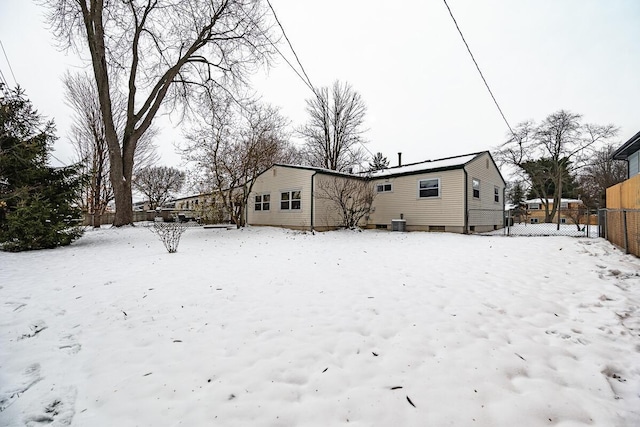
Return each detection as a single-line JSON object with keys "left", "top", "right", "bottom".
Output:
{"left": 612, "top": 129, "right": 640, "bottom": 181}
{"left": 247, "top": 151, "right": 506, "bottom": 233}
{"left": 608, "top": 129, "right": 640, "bottom": 210}
{"left": 173, "top": 193, "right": 233, "bottom": 224}
{"left": 524, "top": 198, "right": 585, "bottom": 224}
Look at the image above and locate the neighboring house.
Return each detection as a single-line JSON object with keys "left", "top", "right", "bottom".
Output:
{"left": 609, "top": 129, "right": 640, "bottom": 210}
{"left": 524, "top": 198, "right": 585, "bottom": 224}
{"left": 247, "top": 151, "right": 506, "bottom": 233}
{"left": 173, "top": 193, "right": 233, "bottom": 223}
{"left": 605, "top": 130, "right": 640, "bottom": 257}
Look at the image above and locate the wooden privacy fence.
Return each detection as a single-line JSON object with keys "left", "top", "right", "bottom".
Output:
{"left": 600, "top": 209, "right": 640, "bottom": 257}
{"left": 81, "top": 211, "right": 160, "bottom": 226}
{"left": 604, "top": 173, "right": 640, "bottom": 257}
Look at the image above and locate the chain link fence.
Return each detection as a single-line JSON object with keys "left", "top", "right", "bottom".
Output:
{"left": 599, "top": 209, "right": 640, "bottom": 257}
{"left": 471, "top": 208, "right": 598, "bottom": 237}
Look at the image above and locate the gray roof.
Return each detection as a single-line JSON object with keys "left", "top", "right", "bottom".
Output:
{"left": 612, "top": 130, "right": 640, "bottom": 160}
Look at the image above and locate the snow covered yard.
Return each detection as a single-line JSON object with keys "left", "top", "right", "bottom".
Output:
{"left": 1, "top": 226, "right": 639, "bottom": 427}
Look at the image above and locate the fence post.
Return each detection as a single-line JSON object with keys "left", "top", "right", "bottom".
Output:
{"left": 623, "top": 209, "right": 629, "bottom": 254}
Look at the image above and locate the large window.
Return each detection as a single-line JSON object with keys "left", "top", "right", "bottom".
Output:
{"left": 472, "top": 178, "right": 480, "bottom": 199}
{"left": 254, "top": 194, "right": 270, "bottom": 211}
{"left": 529, "top": 203, "right": 540, "bottom": 210}
{"left": 281, "top": 190, "right": 301, "bottom": 210}
{"left": 376, "top": 183, "right": 392, "bottom": 193}
{"left": 418, "top": 178, "right": 440, "bottom": 198}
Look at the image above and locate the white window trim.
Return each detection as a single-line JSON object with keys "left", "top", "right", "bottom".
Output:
{"left": 254, "top": 193, "right": 271, "bottom": 212}
{"left": 494, "top": 186, "right": 500, "bottom": 203}
{"left": 279, "top": 189, "right": 302, "bottom": 211}
{"left": 472, "top": 178, "right": 481, "bottom": 199}
{"left": 417, "top": 177, "right": 441, "bottom": 199}
{"left": 529, "top": 203, "right": 540, "bottom": 210}
{"left": 376, "top": 182, "right": 393, "bottom": 193}
{"left": 530, "top": 218, "right": 539, "bottom": 224}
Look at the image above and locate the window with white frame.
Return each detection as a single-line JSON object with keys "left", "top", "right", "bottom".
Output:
{"left": 560, "top": 218, "right": 567, "bottom": 224}
{"left": 530, "top": 218, "right": 539, "bottom": 224}
{"left": 280, "top": 190, "right": 301, "bottom": 210}
{"left": 254, "top": 193, "right": 270, "bottom": 211}
{"left": 494, "top": 186, "right": 499, "bottom": 203}
{"left": 529, "top": 203, "right": 540, "bottom": 210}
{"left": 560, "top": 201, "right": 568, "bottom": 209}
{"left": 472, "top": 178, "right": 480, "bottom": 199}
{"left": 376, "top": 183, "right": 392, "bottom": 193}
{"left": 418, "top": 178, "right": 440, "bottom": 198}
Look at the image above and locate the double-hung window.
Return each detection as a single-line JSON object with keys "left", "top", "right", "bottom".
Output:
{"left": 418, "top": 178, "right": 440, "bottom": 198}
{"left": 254, "top": 194, "right": 270, "bottom": 211}
{"left": 281, "top": 190, "right": 301, "bottom": 210}
{"left": 494, "top": 186, "right": 500, "bottom": 203}
{"left": 376, "top": 183, "right": 392, "bottom": 193}
{"left": 472, "top": 178, "right": 480, "bottom": 199}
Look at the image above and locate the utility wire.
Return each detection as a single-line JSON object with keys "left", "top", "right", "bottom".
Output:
{"left": 442, "top": 0, "right": 515, "bottom": 136}
{"left": 265, "top": 0, "right": 315, "bottom": 91}
{"left": 0, "top": 40, "right": 18, "bottom": 86}
{"left": 265, "top": 2, "right": 375, "bottom": 162}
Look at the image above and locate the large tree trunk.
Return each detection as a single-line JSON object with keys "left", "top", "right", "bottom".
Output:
{"left": 109, "top": 141, "right": 135, "bottom": 226}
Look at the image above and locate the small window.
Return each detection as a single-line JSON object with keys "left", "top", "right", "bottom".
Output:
{"left": 494, "top": 187, "right": 500, "bottom": 203}
{"left": 418, "top": 178, "right": 440, "bottom": 198}
{"left": 529, "top": 203, "right": 540, "bottom": 210}
{"left": 254, "top": 193, "right": 270, "bottom": 211}
{"left": 472, "top": 179, "right": 480, "bottom": 199}
{"left": 376, "top": 183, "right": 392, "bottom": 193}
{"left": 281, "top": 190, "right": 301, "bottom": 210}
{"left": 560, "top": 218, "right": 566, "bottom": 224}
{"left": 530, "top": 218, "right": 539, "bottom": 224}
{"left": 560, "top": 202, "right": 568, "bottom": 209}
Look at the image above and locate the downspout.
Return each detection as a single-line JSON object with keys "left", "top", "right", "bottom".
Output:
{"left": 310, "top": 172, "right": 317, "bottom": 232}
{"left": 463, "top": 168, "right": 469, "bottom": 234}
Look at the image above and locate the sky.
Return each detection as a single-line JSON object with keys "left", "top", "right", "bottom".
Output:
{"left": 1, "top": 0, "right": 639, "bottom": 172}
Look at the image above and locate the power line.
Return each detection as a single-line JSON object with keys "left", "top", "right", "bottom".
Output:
{"left": 0, "top": 40, "right": 18, "bottom": 86}
{"left": 442, "top": 0, "right": 515, "bottom": 136}
{"left": 265, "top": 0, "right": 315, "bottom": 91}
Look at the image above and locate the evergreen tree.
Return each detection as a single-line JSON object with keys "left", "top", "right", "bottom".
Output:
{"left": 507, "top": 181, "right": 526, "bottom": 206}
{"left": 368, "top": 152, "right": 389, "bottom": 171}
{"left": 0, "top": 85, "right": 83, "bottom": 251}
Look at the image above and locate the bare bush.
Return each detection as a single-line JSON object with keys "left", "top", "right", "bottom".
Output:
{"left": 315, "top": 177, "right": 376, "bottom": 228}
{"left": 151, "top": 222, "right": 188, "bottom": 253}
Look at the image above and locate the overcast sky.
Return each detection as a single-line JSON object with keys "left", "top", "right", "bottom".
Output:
{"left": 1, "top": 0, "right": 639, "bottom": 171}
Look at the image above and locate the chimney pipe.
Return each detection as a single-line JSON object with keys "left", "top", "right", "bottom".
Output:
{"left": 398, "top": 152, "right": 402, "bottom": 167}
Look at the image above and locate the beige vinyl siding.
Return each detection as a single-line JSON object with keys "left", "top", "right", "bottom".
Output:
{"left": 313, "top": 173, "right": 345, "bottom": 229}
{"left": 248, "top": 166, "right": 313, "bottom": 229}
{"left": 464, "top": 152, "right": 505, "bottom": 228}
{"left": 312, "top": 174, "right": 372, "bottom": 229}
{"left": 369, "top": 169, "right": 465, "bottom": 228}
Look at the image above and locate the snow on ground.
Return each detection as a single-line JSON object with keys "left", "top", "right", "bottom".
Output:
{"left": 1, "top": 226, "right": 639, "bottom": 426}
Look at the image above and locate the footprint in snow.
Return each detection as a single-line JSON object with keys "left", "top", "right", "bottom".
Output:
{"left": 22, "top": 386, "right": 77, "bottom": 426}
{"left": 58, "top": 335, "right": 81, "bottom": 355}
{"left": 0, "top": 363, "right": 42, "bottom": 413}
{"left": 18, "top": 321, "right": 48, "bottom": 340}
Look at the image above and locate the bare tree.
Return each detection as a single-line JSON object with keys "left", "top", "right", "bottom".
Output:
{"left": 315, "top": 177, "right": 376, "bottom": 228}
{"left": 42, "top": 0, "right": 275, "bottom": 226}
{"left": 577, "top": 144, "right": 627, "bottom": 208}
{"left": 182, "top": 95, "right": 295, "bottom": 227}
{"left": 134, "top": 166, "right": 185, "bottom": 210}
{"left": 298, "top": 80, "right": 368, "bottom": 172}
{"left": 495, "top": 110, "right": 617, "bottom": 227}
{"left": 63, "top": 72, "right": 158, "bottom": 227}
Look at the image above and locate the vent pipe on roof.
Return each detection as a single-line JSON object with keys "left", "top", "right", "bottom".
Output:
{"left": 398, "top": 152, "right": 402, "bottom": 167}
